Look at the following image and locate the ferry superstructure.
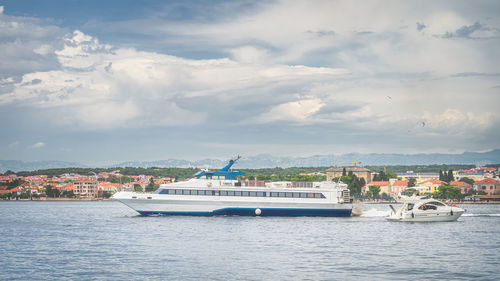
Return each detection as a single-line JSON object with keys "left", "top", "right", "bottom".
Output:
{"left": 112, "top": 157, "right": 353, "bottom": 216}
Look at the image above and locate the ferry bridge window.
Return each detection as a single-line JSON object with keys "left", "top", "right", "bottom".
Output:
{"left": 315, "top": 193, "right": 322, "bottom": 198}
{"left": 307, "top": 193, "right": 314, "bottom": 198}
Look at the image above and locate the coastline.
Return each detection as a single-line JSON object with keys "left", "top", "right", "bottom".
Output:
{"left": 1, "top": 197, "right": 112, "bottom": 201}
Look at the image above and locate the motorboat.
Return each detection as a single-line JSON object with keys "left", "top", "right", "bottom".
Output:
{"left": 112, "top": 156, "right": 353, "bottom": 216}
{"left": 386, "top": 195, "right": 464, "bottom": 222}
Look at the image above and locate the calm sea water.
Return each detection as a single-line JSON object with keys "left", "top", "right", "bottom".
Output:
{"left": 1, "top": 201, "right": 499, "bottom": 281}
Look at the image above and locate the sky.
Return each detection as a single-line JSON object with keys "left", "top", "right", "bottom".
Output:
{"left": 0, "top": 0, "right": 499, "bottom": 165}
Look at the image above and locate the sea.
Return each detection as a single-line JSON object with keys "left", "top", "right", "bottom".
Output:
{"left": 1, "top": 201, "right": 499, "bottom": 281}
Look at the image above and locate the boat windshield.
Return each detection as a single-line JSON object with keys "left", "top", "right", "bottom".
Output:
{"left": 407, "top": 203, "right": 414, "bottom": 210}
{"left": 427, "top": 201, "right": 446, "bottom": 206}
{"left": 418, "top": 203, "right": 437, "bottom": 210}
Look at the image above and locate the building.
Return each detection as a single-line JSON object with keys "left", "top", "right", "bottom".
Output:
{"left": 362, "top": 181, "right": 391, "bottom": 195}
{"left": 473, "top": 178, "right": 500, "bottom": 196}
{"left": 397, "top": 172, "right": 439, "bottom": 182}
{"left": 390, "top": 180, "right": 409, "bottom": 195}
{"left": 73, "top": 179, "right": 98, "bottom": 198}
{"left": 326, "top": 166, "right": 372, "bottom": 184}
{"left": 449, "top": 181, "right": 473, "bottom": 194}
{"left": 416, "top": 180, "right": 447, "bottom": 194}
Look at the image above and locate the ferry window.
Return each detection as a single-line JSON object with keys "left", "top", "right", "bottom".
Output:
{"left": 271, "top": 192, "right": 278, "bottom": 197}
{"left": 307, "top": 193, "right": 314, "bottom": 198}
{"left": 205, "top": 190, "right": 213, "bottom": 196}
{"left": 286, "top": 192, "right": 293, "bottom": 198}
{"left": 300, "top": 193, "right": 307, "bottom": 198}
{"left": 183, "top": 190, "right": 190, "bottom": 195}
{"left": 175, "top": 189, "right": 183, "bottom": 195}
{"left": 235, "top": 191, "right": 242, "bottom": 196}
{"left": 315, "top": 193, "right": 322, "bottom": 198}
{"left": 220, "top": 190, "right": 227, "bottom": 196}
{"left": 249, "top": 191, "right": 257, "bottom": 197}
{"left": 227, "top": 191, "right": 235, "bottom": 196}
{"left": 292, "top": 193, "right": 300, "bottom": 198}
{"left": 279, "top": 192, "right": 286, "bottom": 197}
{"left": 242, "top": 191, "right": 249, "bottom": 196}
{"left": 147, "top": 197, "right": 152, "bottom": 199}
{"left": 197, "top": 190, "right": 205, "bottom": 195}
{"left": 190, "top": 190, "right": 198, "bottom": 195}
{"left": 257, "top": 192, "right": 265, "bottom": 197}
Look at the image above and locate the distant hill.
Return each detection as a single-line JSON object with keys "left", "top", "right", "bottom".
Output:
{"left": 0, "top": 160, "right": 86, "bottom": 173}
{"left": 1, "top": 149, "right": 499, "bottom": 172}
{"left": 108, "top": 149, "right": 500, "bottom": 169}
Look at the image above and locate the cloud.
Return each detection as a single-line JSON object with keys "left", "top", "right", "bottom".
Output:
{"left": 29, "top": 142, "right": 45, "bottom": 149}
{"left": 0, "top": 29, "right": 348, "bottom": 129}
{"left": 0, "top": 1, "right": 499, "bottom": 160}
{"left": 442, "top": 21, "right": 500, "bottom": 39}
{"left": 253, "top": 99, "right": 325, "bottom": 123}
{"left": 8, "top": 141, "right": 19, "bottom": 148}
{"left": 416, "top": 22, "right": 426, "bottom": 32}
{"left": 0, "top": 10, "right": 65, "bottom": 80}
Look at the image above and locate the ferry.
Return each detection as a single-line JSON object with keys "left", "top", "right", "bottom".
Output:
{"left": 112, "top": 157, "right": 353, "bottom": 216}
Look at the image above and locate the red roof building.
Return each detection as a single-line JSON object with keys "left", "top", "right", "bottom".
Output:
{"left": 474, "top": 178, "right": 500, "bottom": 196}
{"left": 449, "top": 181, "right": 473, "bottom": 194}
{"left": 391, "top": 180, "right": 409, "bottom": 195}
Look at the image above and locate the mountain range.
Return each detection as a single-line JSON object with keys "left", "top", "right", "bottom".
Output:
{"left": 1, "top": 149, "right": 499, "bottom": 173}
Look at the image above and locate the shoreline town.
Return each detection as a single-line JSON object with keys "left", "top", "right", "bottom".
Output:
{"left": 1, "top": 165, "right": 499, "bottom": 203}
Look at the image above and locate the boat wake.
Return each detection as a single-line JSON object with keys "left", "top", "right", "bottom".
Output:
{"left": 360, "top": 208, "right": 390, "bottom": 217}
{"left": 462, "top": 213, "right": 500, "bottom": 217}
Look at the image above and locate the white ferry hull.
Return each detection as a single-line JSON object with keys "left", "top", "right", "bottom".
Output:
{"left": 113, "top": 192, "right": 352, "bottom": 217}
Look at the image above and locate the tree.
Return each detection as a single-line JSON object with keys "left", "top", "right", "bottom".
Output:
{"left": 342, "top": 167, "right": 347, "bottom": 177}
{"left": 459, "top": 177, "right": 474, "bottom": 185}
{"left": 408, "top": 178, "right": 416, "bottom": 187}
{"left": 433, "top": 184, "right": 462, "bottom": 200}
{"left": 447, "top": 170, "right": 454, "bottom": 183}
{"left": 145, "top": 177, "right": 155, "bottom": 192}
{"left": 380, "top": 192, "right": 392, "bottom": 201}
{"left": 44, "top": 185, "right": 60, "bottom": 198}
{"left": 404, "top": 188, "right": 417, "bottom": 196}
{"left": 61, "top": 190, "right": 75, "bottom": 198}
{"left": 439, "top": 170, "right": 444, "bottom": 181}
{"left": 366, "top": 185, "right": 381, "bottom": 199}
{"left": 134, "top": 184, "right": 143, "bottom": 192}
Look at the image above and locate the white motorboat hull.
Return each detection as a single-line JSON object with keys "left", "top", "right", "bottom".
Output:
{"left": 386, "top": 209, "right": 464, "bottom": 222}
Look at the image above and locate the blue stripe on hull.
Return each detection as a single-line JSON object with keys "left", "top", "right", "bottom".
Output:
{"left": 137, "top": 208, "right": 352, "bottom": 217}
